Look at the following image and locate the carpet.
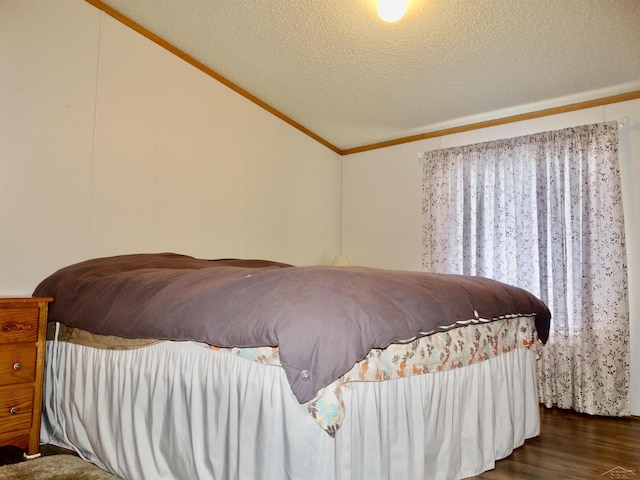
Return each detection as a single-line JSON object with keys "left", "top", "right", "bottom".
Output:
{"left": 0, "top": 455, "right": 118, "bottom": 480}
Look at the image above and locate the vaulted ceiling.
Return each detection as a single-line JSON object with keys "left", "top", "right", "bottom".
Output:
{"left": 92, "top": 0, "right": 640, "bottom": 153}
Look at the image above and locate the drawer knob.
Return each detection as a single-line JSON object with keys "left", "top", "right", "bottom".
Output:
{"left": 10, "top": 407, "right": 19, "bottom": 415}
{"left": 13, "top": 362, "right": 22, "bottom": 371}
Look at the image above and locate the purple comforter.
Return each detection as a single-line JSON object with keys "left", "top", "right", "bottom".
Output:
{"left": 34, "top": 253, "right": 551, "bottom": 403}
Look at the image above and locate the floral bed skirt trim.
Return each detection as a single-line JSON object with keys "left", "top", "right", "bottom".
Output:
{"left": 208, "top": 315, "right": 540, "bottom": 435}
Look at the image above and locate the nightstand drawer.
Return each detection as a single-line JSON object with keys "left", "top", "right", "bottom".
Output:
{"left": 0, "top": 385, "right": 34, "bottom": 433}
{"left": 0, "top": 308, "right": 39, "bottom": 344}
{"left": 0, "top": 297, "right": 52, "bottom": 455}
{"left": 0, "top": 345, "right": 37, "bottom": 384}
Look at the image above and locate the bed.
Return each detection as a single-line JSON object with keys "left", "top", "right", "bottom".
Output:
{"left": 33, "top": 253, "right": 550, "bottom": 480}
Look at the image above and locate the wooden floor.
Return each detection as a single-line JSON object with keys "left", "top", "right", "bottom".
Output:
{"left": 1, "top": 407, "right": 638, "bottom": 479}
{"left": 470, "top": 406, "right": 640, "bottom": 479}
{"left": 0, "top": 444, "right": 76, "bottom": 466}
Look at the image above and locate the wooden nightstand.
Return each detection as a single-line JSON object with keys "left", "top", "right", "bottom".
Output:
{"left": 0, "top": 297, "right": 53, "bottom": 458}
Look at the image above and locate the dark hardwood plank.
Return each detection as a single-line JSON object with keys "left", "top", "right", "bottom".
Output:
{"left": 470, "top": 407, "right": 640, "bottom": 479}
{"left": 0, "top": 444, "right": 77, "bottom": 466}
{"left": 0, "top": 445, "right": 25, "bottom": 466}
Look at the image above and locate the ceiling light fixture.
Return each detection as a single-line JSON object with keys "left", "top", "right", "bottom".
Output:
{"left": 377, "top": 0, "right": 407, "bottom": 23}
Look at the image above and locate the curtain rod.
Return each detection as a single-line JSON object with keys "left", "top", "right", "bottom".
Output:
{"left": 416, "top": 116, "right": 633, "bottom": 160}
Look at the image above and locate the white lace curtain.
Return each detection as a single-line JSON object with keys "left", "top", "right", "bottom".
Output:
{"left": 421, "top": 121, "right": 629, "bottom": 415}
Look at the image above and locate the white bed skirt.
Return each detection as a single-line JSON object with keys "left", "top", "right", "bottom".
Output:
{"left": 41, "top": 340, "right": 540, "bottom": 480}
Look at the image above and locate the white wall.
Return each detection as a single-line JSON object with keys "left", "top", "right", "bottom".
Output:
{"left": 0, "top": 0, "right": 341, "bottom": 295}
{"left": 341, "top": 99, "right": 640, "bottom": 415}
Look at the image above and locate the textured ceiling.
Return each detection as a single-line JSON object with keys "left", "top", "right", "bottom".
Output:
{"left": 96, "top": 0, "right": 640, "bottom": 152}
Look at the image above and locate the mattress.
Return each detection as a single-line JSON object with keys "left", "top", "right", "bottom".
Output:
{"left": 34, "top": 253, "right": 551, "bottom": 405}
